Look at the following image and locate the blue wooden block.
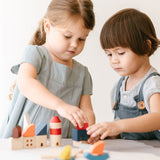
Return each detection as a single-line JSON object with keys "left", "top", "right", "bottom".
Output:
{"left": 35, "top": 122, "right": 47, "bottom": 135}
{"left": 72, "top": 128, "right": 88, "bottom": 141}
{"left": 84, "top": 152, "right": 109, "bottom": 160}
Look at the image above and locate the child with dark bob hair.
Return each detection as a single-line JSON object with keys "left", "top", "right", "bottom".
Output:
{"left": 87, "top": 8, "right": 160, "bottom": 142}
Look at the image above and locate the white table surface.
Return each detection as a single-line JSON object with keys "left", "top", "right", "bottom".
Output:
{"left": 0, "top": 138, "right": 160, "bottom": 160}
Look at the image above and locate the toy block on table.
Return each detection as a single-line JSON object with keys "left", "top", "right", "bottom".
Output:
{"left": 35, "top": 122, "right": 47, "bottom": 136}
{"left": 12, "top": 125, "right": 22, "bottom": 138}
{"left": 72, "top": 123, "right": 88, "bottom": 147}
{"left": 84, "top": 141, "right": 109, "bottom": 160}
{"left": 50, "top": 116, "right": 62, "bottom": 147}
{"left": 55, "top": 145, "right": 75, "bottom": 160}
{"left": 10, "top": 113, "right": 48, "bottom": 150}
{"left": 23, "top": 136, "right": 36, "bottom": 149}
{"left": 76, "top": 123, "right": 88, "bottom": 130}
{"left": 10, "top": 125, "right": 23, "bottom": 150}
{"left": 22, "top": 124, "right": 35, "bottom": 137}
{"left": 72, "top": 128, "right": 88, "bottom": 141}
{"left": 36, "top": 135, "right": 47, "bottom": 148}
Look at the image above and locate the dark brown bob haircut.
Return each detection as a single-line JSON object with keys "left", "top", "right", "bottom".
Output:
{"left": 100, "top": 8, "right": 160, "bottom": 56}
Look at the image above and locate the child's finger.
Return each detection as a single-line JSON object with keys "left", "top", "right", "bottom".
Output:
{"left": 100, "top": 131, "right": 108, "bottom": 140}
{"left": 72, "top": 112, "right": 85, "bottom": 128}
{"left": 68, "top": 115, "right": 77, "bottom": 127}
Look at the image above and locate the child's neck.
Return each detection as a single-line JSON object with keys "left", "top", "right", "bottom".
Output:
{"left": 125, "top": 64, "right": 151, "bottom": 91}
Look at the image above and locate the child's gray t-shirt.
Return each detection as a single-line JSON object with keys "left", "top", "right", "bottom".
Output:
{"left": 0, "top": 45, "right": 93, "bottom": 138}
{"left": 111, "top": 67, "right": 160, "bottom": 113}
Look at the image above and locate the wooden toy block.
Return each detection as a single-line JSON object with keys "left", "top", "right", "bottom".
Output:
{"left": 12, "top": 125, "right": 22, "bottom": 138}
{"left": 36, "top": 135, "right": 47, "bottom": 148}
{"left": 23, "top": 113, "right": 31, "bottom": 129}
{"left": 58, "top": 145, "right": 71, "bottom": 159}
{"left": 50, "top": 116, "right": 62, "bottom": 147}
{"left": 84, "top": 140, "right": 109, "bottom": 160}
{"left": 76, "top": 123, "right": 88, "bottom": 130}
{"left": 23, "top": 124, "right": 35, "bottom": 137}
{"left": 84, "top": 152, "right": 109, "bottom": 160}
{"left": 72, "top": 128, "right": 88, "bottom": 141}
{"left": 23, "top": 136, "right": 36, "bottom": 149}
{"left": 35, "top": 122, "right": 47, "bottom": 135}
{"left": 50, "top": 134, "right": 61, "bottom": 147}
{"left": 90, "top": 141, "right": 105, "bottom": 155}
{"left": 55, "top": 145, "right": 75, "bottom": 160}
{"left": 10, "top": 137, "right": 23, "bottom": 150}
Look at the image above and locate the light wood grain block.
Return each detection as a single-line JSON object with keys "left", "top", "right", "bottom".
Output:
{"left": 23, "top": 136, "right": 36, "bottom": 149}
{"left": 36, "top": 135, "right": 47, "bottom": 148}
{"left": 50, "top": 135, "right": 61, "bottom": 147}
{"left": 10, "top": 137, "right": 23, "bottom": 150}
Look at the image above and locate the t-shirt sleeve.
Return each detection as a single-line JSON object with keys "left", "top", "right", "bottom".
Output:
{"left": 110, "top": 82, "right": 118, "bottom": 110}
{"left": 11, "top": 45, "right": 42, "bottom": 75}
{"left": 81, "top": 67, "right": 93, "bottom": 95}
{"left": 143, "top": 75, "right": 160, "bottom": 112}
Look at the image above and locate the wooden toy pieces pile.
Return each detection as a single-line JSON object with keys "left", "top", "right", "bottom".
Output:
{"left": 41, "top": 141, "right": 109, "bottom": 160}
{"left": 10, "top": 113, "right": 47, "bottom": 150}
{"left": 10, "top": 114, "right": 62, "bottom": 150}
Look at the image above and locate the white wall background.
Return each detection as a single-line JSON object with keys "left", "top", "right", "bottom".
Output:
{"left": 0, "top": 0, "right": 160, "bottom": 128}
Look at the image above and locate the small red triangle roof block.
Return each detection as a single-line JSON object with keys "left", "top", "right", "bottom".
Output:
{"left": 50, "top": 116, "right": 61, "bottom": 123}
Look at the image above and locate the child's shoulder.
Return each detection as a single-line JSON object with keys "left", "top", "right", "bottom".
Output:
{"left": 143, "top": 67, "right": 160, "bottom": 90}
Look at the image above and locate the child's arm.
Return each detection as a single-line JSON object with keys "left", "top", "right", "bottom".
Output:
{"left": 79, "top": 94, "right": 95, "bottom": 126}
{"left": 87, "top": 93, "right": 160, "bottom": 140}
{"left": 17, "top": 63, "right": 88, "bottom": 127}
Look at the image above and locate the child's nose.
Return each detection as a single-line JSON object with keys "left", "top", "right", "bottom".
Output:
{"left": 111, "top": 55, "right": 119, "bottom": 64}
{"left": 71, "top": 39, "right": 78, "bottom": 48}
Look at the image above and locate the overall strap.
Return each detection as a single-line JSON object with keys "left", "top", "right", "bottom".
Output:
{"left": 138, "top": 72, "right": 160, "bottom": 102}
{"left": 113, "top": 76, "right": 125, "bottom": 110}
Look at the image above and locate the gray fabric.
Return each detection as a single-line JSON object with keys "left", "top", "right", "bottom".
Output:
{"left": 111, "top": 66, "right": 160, "bottom": 112}
{"left": 0, "top": 45, "right": 92, "bottom": 138}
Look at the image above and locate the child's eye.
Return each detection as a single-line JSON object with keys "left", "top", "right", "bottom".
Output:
{"left": 118, "top": 52, "right": 125, "bottom": 55}
{"left": 64, "top": 35, "right": 71, "bottom": 39}
{"left": 79, "top": 38, "right": 85, "bottom": 41}
{"left": 106, "top": 53, "right": 112, "bottom": 57}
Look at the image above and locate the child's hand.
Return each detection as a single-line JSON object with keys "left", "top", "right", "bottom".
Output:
{"left": 87, "top": 135, "right": 100, "bottom": 144}
{"left": 57, "top": 104, "right": 88, "bottom": 128}
{"left": 86, "top": 121, "right": 121, "bottom": 140}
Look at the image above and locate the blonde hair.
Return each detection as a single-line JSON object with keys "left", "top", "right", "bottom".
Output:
{"left": 29, "top": 0, "right": 95, "bottom": 45}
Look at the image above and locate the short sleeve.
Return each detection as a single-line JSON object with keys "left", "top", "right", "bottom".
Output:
{"left": 11, "top": 45, "right": 42, "bottom": 75}
{"left": 81, "top": 67, "right": 93, "bottom": 95}
{"left": 143, "top": 75, "right": 160, "bottom": 112}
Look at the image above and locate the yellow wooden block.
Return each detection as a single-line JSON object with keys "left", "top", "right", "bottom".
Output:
{"left": 58, "top": 145, "right": 71, "bottom": 160}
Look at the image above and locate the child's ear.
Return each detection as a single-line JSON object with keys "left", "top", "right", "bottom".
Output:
{"left": 44, "top": 18, "right": 51, "bottom": 33}
{"left": 145, "top": 39, "right": 152, "bottom": 56}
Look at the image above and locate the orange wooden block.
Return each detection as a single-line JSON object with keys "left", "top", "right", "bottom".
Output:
{"left": 90, "top": 141, "right": 105, "bottom": 155}
{"left": 23, "top": 124, "right": 35, "bottom": 137}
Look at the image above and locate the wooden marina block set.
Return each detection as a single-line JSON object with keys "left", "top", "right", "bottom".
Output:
{"left": 10, "top": 113, "right": 109, "bottom": 160}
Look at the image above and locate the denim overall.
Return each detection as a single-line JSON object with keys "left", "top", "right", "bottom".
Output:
{"left": 113, "top": 72, "right": 160, "bottom": 140}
